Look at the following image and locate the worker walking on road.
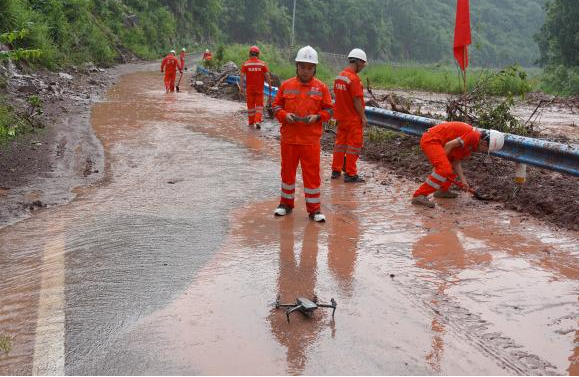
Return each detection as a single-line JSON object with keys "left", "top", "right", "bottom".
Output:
{"left": 411, "top": 121, "right": 504, "bottom": 208}
{"left": 331, "top": 48, "right": 368, "bottom": 183}
{"left": 240, "top": 45, "right": 272, "bottom": 129}
{"left": 272, "top": 46, "right": 334, "bottom": 222}
{"left": 161, "top": 50, "right": 182, "bottom": 93}
{"left": 179, "top": 48, "right": 186, "bottom": 70}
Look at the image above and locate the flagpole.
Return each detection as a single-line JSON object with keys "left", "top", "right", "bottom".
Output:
{"left": 463, "top": 47, "right": 467, "bottom": 121}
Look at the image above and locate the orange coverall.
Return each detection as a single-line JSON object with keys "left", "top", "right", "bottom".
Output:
{"left": 332, "top": 66, "right": 365, "bottom": 176}
{"left": 413, "top": 122, "right": 481, "bottom": 197}
{"left": 202, "top": 51, "right": 212, "bottom": 61}
{"left": 272, "top": 77, "right": 333, "bottom": 214}
{"left": 241, "top": 57, "right": 269, "bottom": 125}
{"left": 161, "top": 54, "right": 182, "bottom": 92}
{"left": 179, "top": 51, "right": 185, "bottom": 70}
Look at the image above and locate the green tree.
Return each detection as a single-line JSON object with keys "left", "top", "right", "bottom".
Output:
{"left": 536, "top": 0, "right": 579, "bottom": 67}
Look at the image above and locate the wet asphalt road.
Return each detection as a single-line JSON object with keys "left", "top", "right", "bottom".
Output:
{"left": 1, "top": 68, "right": 579, "bottom": 375}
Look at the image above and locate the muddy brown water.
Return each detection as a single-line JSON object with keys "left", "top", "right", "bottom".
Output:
{"left": 1, "top": 70, "right": 578, "bottom": 375}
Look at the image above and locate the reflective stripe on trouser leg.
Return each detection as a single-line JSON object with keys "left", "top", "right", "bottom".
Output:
{"left": 413, "top": 139, "right": 454, "bottom": 197}
{"left": 254, "top": 91, "right": 264, "bottom": 123}
{"left": 332, "top": 122, "right": 348, "bottom": 172}
{"left": 344, "top": 120, "right": 363, "bottom": 176}
{"left": 247, "top": 90, "right": 264, "bottom": 124}
{"left": 280, "top": 142, "right": 300, "bottom": 208}
{"left": 300, "top": 143, "right": 322, "bottom": 214}
{"left": 414, "top": 173, "right": 449, "bottom": 197}
{"left": 246, "top": 92, "right": 256, "bottom": 125}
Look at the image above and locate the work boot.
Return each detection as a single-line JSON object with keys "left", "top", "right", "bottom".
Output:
{"left": 255, "top": 123, "right": 261, "bottom": 129}
{"left": 309, "top": 212, "right": 326, "bottom": 222}
{"left": 344, "top": 174, "right": 365, "bottom": 183}
{"left": 411, "top": 195, "right": 435, "bottom": 208}
{"left": 433, "top": 190, "right": 459, "bottom": 199}
{"left": 331, "top": 170, "right": 341, "bottom": 179}
{"left": 274, "top": 205, "right": 292, "bottom": 217}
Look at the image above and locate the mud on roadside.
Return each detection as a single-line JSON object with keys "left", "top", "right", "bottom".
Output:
{"left": 320, "top": 130, "right": 579, "bottom": 232}
{"left": 0, "top": 60, "right": 155, "bottom": 228}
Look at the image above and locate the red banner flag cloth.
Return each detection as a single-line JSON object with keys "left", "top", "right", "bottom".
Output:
{"left": 453, "top": 0, "right": 471, "bottom": 71}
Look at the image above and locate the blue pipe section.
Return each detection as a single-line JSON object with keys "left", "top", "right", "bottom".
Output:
{"left": 365, "top": 107, "right": 579, "bottom": 177}
{"left": 365, "top": 107, "right": 439, "bottom": 137}
{"left": 493, "top": 135, "right": 579, "bottom": 177}
{"left": 225, "top": 75, "right": 239, "bottom": 85}
{"left": 264, "top": 83, "right": 278, "bottom": 97}
{"left": 196, "top": 66, "right": 211, "bottom": 75}
{"left": 224, "top": 75, "right": 279, "bottom": 97}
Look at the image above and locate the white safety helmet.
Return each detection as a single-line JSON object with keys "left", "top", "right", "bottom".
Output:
{"left": 348, "top": 48, "right": 367, "bottom": 63}
{"left": 170, "top": 49, "right": 176, "bottom": 54}
{"left": 479, "top": 129, "right": 505, "bottom": 153}
{"left": 488, "top": 129, "right": 505, "bottom": 152}
{"left": 205, "top": 49, "right": 210, "bottom": 53}
{"left": 295, "top": 45, "right": 319, "bottom": 64}
{"left": 181, "top": 47, "right": 186, "bottom": 52}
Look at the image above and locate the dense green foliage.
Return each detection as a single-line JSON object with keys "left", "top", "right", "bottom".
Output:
{"left": 535, "top": 0, "right": 579, "bottom": 94}
{"left": 0, "top": 29, "right": 42, "bottom": 61}
{"left": 0, "top": 0, "right": 177, "bottom": 67}
{"left": 0, "top": 0, "right": 548, "bottom": 68}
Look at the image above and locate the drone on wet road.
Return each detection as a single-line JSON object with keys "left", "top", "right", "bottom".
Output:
{"left": 275, "top": 295, "right": 337, "bottom": 323}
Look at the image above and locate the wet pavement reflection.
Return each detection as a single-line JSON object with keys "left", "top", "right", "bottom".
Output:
{"left": 1, "top": 69, "right": 579, "bottom": 375}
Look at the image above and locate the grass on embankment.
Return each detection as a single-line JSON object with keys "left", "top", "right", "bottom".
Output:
{"left": 213, "top": 44, "right": 535, "bottom": 97}
{"left": 0, "top": 334, "right": 11, "bottom": 355}
{"left": 0, "top": 95, "right": 43, "bottom": 144}
{"left": 361, "top": 64, "right": 534, "bottom": 96}
{"left": 0, "top": 102, "right": 24, "bottom": 144}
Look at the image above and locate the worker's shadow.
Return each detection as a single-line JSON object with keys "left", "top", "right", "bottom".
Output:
{"left": 267, "top": 217, "right": 325, "bottom": 374}
{"left": 327, "top": 184, "right": 360, "bottom": 297}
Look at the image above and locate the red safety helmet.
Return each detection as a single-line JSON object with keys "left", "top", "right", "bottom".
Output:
{"left": 249, "top": 45, "right": 260, "bottom": 54}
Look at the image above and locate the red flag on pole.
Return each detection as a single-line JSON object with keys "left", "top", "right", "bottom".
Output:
{"left": 453, "top": 0, "right": 471, "bottom": 71}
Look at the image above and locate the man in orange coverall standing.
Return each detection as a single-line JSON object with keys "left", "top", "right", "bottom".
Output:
{"left": 411, "top": 121, "right": 504, "bottom": 208}
{"left": 240, "top": 45, "right": 272, "bottom": 129}
{"left": 179, "top": 48, "right": 186, "bottom": 70}
{"left": 331, "top": 48, "right": 368, "bottom": 183}
{"left": 272, "top": 46, "right": 333, "bottom": 222}
{"left": 202, "top": 49, "right": 213, "bottom": 68}
{"left": 160, "top": 50, "right": 182, "bottom": 93}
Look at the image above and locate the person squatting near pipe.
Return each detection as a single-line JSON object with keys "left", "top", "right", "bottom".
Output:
{"left": 331, "top": 48, "right": 368, "bottom": 183}
{"left": 240, "top": 45, "right": 272, "bottom": 129}
{"left": 411, "top": 121, "right": 505, "bottom": 208}
{"left": 272, "top": 46, "right": 334, "bottom": 223}
{"left": 161, "top": 50, "right": 182, "bottom": 93}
